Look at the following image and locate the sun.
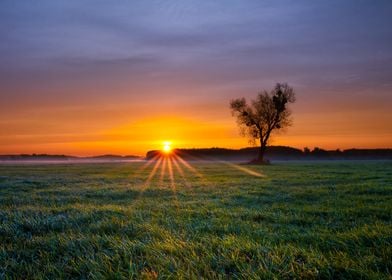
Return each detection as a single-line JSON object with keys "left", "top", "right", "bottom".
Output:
{"left": 162, "top": 141, "right": 172, "bottom": 154}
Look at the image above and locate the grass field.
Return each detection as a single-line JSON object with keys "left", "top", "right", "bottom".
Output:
{"left": 0, "top": 160, "right": 391, "bottom": 279}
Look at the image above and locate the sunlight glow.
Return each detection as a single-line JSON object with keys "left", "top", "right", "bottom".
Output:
{"left": 162, "top": 141, "right": 172, "bottom": 154}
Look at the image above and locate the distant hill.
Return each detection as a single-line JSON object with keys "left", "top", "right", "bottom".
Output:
{"left": 0, "top": 154, "right": 141, "bottom": 161}
{"left": 0, "top": 154, "right": 75, "bottom": 160}
{"left": 85, "top": 154, "right": 140, "bottom": 160}
{"left": 146, "top": 146, "right": 392, "bottom": 161}
{"left": 2, "top": 147, "right": 391, "bottom": 162}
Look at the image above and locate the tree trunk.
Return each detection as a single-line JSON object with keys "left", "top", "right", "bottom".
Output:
{"left": 257, "top": 139, "right": 266, "bottom": 162}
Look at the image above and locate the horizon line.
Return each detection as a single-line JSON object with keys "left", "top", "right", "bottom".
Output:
{"left": 1, "top": 145, "right": 392, "bottom": 158}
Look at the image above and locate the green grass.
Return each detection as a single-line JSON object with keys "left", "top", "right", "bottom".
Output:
{"left": 0, "top": 160, "right": 391, "bottom": 279}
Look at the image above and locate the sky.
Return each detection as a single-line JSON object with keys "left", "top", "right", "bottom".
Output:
{"left": 1, "top": 0, "right": 392, "bottom": 156}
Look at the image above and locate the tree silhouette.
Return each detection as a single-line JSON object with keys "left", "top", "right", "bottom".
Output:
{"left": 230, "top": 83, "right": 296, "bottom": 164}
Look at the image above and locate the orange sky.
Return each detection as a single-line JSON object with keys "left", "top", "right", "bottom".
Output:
{"left": 1, "top": 96, "right": 391, "bottom": 156}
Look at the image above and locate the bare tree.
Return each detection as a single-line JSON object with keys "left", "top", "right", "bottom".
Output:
{"left": 230, "top": 83, "right": 296, "bottom": 164}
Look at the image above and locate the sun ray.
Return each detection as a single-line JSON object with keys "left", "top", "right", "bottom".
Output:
{"left": 119, "top": 154, "right": 160, "bottom": 187}
{"left": 167, "top": 157, "right": 176, "bottom": 192}
{"left": 133, "top": 156, "right": 163, "bottom": 201}
{"left": 167, "top": 157, "right": 179, "bottom": 208}
{"left": 139, "top": 154, "right": 160, "bottom": 173}
{"left": 144, "top": 156, "right": 163, "bottom": 188}
{"left": 220, "top": 161, "right": 266, "bottom": 177}
{"left": 174, "top": 154, "right": 204, "bottom": 179}
{"left": 171, "top": 157, "right": 192, "bottom": 188}
{"left": 178, "top": 151, "right": 265, "bottom": 178}
{"left": 159, "top": 157, "right": 167, "bottom": 187}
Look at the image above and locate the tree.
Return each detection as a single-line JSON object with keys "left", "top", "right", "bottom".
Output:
{"left": 230, "top": 83, "right": 296, "bottom": 164}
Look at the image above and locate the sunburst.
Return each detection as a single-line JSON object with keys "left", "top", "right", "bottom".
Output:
{"left": 139, "top": 148, "right": 265, "bottom": 192}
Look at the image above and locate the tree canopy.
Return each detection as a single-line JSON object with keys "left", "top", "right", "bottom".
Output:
{"left": 230, "top": 83, "right": 296, "bottom": 163}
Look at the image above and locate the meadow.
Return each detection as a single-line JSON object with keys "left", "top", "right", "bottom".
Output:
{"left": 0, "top": 160, "right": 391, "bottom": 279}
